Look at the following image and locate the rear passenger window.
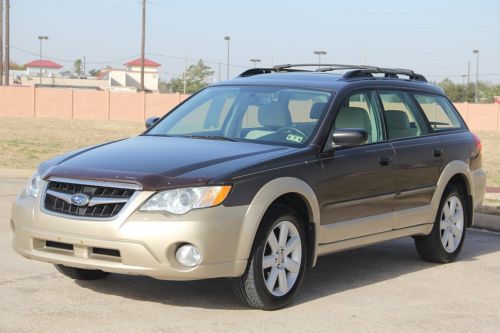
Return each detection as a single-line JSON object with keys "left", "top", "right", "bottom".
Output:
{"left": 334, "top": 91, "right": 384, "bottom": 144}
{"left": 413, "top": 94, "right": 463, "bottom": 131}
{"left": 378, "top": 91, "right": 427, "bottom": 140}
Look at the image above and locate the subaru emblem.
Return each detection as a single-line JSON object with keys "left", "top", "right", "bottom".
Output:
{"left": 70, "top": 193, "right": 90, "bottom": 207}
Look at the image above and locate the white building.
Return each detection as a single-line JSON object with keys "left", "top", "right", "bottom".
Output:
{"left": 99, "top": 58, "right": 161, "bottom": 92}
{"left": 24, "top": 60, "right": 63, "bottom": 77}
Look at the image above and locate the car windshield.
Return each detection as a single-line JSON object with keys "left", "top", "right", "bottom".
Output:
{"left": 146, "top": 86, "right": 332, "bottom": 146}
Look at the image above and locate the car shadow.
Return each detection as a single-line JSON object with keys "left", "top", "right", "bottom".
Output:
{"left": 75, "top": 229, "right": 500, "bottom": 310}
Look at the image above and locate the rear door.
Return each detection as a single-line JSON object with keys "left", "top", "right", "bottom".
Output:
{"left": 377, "top": 90, "right": 441, "bottom": 228}
{"left": 318, "top": 90, "right": 397, "bottom": 243}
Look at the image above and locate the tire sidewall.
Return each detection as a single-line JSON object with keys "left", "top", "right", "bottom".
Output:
{"left": 432, "top": 186, "right": 467, "bottom": 260}
{"left": 251, "top": 207, "right": 307, "bottom": 309}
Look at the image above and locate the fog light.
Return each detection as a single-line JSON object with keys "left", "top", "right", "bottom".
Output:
{"left": 175, "top": 244, "right": 202, "bottom": 267}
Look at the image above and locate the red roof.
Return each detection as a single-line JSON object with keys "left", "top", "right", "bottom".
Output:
{"left": 24, "top": 60, "right": 63, "bottom": 69}
{"left": 124, "top": 58, "right": 161, "bottom": 67}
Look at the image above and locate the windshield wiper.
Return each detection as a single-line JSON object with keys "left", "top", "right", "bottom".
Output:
{"left": 181, "top": 135, "right": 238, "bottom": 142}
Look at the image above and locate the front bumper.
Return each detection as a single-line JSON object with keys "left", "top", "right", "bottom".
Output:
{"left": 10, "top": 188, "right": 250, "bottom": 281}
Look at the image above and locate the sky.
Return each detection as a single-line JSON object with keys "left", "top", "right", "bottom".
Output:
{"left": 8, "top": 0, "right": 500, "bottom": 83}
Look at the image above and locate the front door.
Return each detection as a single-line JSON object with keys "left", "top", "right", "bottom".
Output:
{"left": 317, "top": 90, "right": 397, "bottom": 244}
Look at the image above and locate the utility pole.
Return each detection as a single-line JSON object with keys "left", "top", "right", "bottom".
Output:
{"left": 467, "top": 61, "right": 470, "bottom": 86}
{"left": 313, "top": 50, "right": 327, "bottom": 68}
{"left": 0, "top": 0, "right": 3, "bottom": 85}
{"left": 140, "top": 0, "right": 146, "bottom": 91}
{"left": 218, "top": 62, "right": 221, "bottom": 81}
{"left": 224, "top": 36, "right": 230, "bottom": 80}
{"left": 3, "top": 0, "right": 9, "bottom": 85}
{"left": 473, "top": 49, "right": 479, "bottom": 103}
{"left": 249, "top": 58, "right": 261, "bottom": 67}
{"left": 38, "top": 36, "right": 48, "bottom": 86}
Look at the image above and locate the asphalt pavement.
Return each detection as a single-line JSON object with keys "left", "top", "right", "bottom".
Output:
{"left": 1, "top": 177, "right": 500, "bottom": 333}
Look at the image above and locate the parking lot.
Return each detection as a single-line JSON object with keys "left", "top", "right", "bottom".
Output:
{"left": 1, "top": 176, "right": 500, "bottom": 333}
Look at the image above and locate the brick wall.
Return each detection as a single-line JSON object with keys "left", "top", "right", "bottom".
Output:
{"left": 0, "top": 86, "right": 189, "bottom": 122}
{"left": 0, "top": 86, "right": 499, "bottom": 132}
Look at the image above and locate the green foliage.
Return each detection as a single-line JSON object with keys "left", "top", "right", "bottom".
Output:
{"left": 88, "top": 69, "right": 100, "bottom": 77}
{"left": 437, "top": 78, "right": 500, "bottom": 103}
{"left": 9, "top": 62, "right": 26, "bottom": 70}
{"left": 170, "top": 60, "right": 214, "bottom": 94}
{"left": 74, "top": 59, "right": 82, "bottom": 76}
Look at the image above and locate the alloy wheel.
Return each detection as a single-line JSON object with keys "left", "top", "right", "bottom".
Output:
{"left": 440, "top": 195, "right": 464, "bottom": 253}
{"left": 262, "top": 221, "right": 302, "bottom": 296}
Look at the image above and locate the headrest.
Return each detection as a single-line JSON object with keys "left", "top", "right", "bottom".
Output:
{"left": 385, "top": 110, "right": 410, "bottom": 129}
{"left": 258, "top": 102, "right": 292, "bottom": 128}
{"left": 335, "top": 107, "right": 371, "bottom": 131}
{"left": 310, "top": 102, "right": 327, "bottom": 119}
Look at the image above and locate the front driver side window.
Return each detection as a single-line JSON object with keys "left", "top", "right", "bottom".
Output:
{"left": 333, "top": 90, "right": 384, "bottom": 144}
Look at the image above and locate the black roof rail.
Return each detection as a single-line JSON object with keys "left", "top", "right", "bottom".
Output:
{"left": 343, "top": 68, "right": 427, "bottom": 82}
{"left": 238, "top": 63, "right": 427, "bottom": 82}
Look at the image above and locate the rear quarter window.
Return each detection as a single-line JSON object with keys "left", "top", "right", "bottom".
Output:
{"left": 413, "top": 94, "right": 464, "bottom": 131}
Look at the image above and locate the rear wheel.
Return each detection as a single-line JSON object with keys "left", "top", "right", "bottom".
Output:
{"left": 414, "top": 185, "right": 467, "bottom": 263}
{"left": 231, "top": 206, "right": 307, "bottom": 310}
{"left": 54, "top": 264, "right": 110, "bottom": 280}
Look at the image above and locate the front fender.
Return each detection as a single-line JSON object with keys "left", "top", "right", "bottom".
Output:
{"left": 234, "top": 177, "right": 320, "bottom": 267}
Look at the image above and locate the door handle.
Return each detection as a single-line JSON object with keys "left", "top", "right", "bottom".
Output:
{"left": 433, "top": 149, "right": 443, "bottom": 157}
{"left": 378, "top": 156, "right": 392, "bottom": 166}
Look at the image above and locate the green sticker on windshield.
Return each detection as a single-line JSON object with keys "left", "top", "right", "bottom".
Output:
{"left": 286, "top": 134, "right": 304, "bottom": 143}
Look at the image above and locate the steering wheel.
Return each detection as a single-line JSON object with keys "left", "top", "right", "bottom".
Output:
{"left": 277, "top": 127, "right": 308, "bottom": 138}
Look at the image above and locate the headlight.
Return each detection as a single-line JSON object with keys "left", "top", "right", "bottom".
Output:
{"left": 26, "top": 172, "right": 42, "bottom": 198}
{"left": 140, "top": 186, "right": 232, "bottom": 215}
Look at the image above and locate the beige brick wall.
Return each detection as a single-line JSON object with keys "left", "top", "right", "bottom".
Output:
{"left": 0, "top": 86, "right": 34, "bottom": 117}
{"left": 0, "top": 86, "right": 186, "bottom": 122}
{"left": 0, "top": 86, "right": 499, "bottom": 132}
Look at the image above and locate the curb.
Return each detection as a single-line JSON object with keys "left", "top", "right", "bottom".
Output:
{"left": 473, "top": 213, "right": 500, "bottom": 233}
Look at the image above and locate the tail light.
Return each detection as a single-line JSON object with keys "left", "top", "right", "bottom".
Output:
{"left": 471, "top": 132, "right": 482, "bottom": 153}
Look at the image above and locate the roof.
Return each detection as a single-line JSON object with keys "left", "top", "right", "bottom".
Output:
{"left": 124, "top": 58, "right": 161, "bottom": 67}
{"left": 218, "top": 71, "right": 444, "bottom": 95}
{"left": 24, "top": 60, "right": 63, "bottom": 69}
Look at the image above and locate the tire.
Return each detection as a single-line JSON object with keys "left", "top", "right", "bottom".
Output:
{"left": 231, "top": 205, "right": 307, "bottom": 310}
{"left": 54, "top": 264, "right": 110, "bottom": 280}
{"left": 414, "top": 184, "right": 467, "bottom": 263}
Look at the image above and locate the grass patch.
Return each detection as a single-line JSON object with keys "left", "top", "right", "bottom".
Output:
{"left": 476, "top": 131, "right": 500, "bottom": 187}
{"left": 0, "top": 117, "right": 144, "bottom": 169}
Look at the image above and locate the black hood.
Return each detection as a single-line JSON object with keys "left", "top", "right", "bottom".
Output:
{"left": 40, "top": 136, "right": 297, "bottom": 190}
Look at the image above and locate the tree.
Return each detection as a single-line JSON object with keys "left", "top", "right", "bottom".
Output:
{"left": 88, "top": 69, "right": 100, "bottom": 77}
{"left": 170, "top": 60, "right": 214, "bottom": 94}
{"left": 437, "top": 79, "right": 500, "bottom": 103}
{"left": 74, "top": 59, "right": 82, "bottom": 76}
{"left": 9, "top": 62, "right": 25, "bottom": 70}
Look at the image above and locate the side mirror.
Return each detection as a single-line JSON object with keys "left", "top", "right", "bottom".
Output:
{"left": 332, "top": 128, "right": 368, "bottom": 147}
{"left": 145, "top": 116, "right": 160, "bottom": 129}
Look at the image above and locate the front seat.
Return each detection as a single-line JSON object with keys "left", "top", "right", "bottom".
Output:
{"left": 334, "top": 106, "right": 372, "bottom": 143}
{"left": 385, "top": 110, "right": 418, "bottom": 139}
{"left": 245, "top": 102, "right": 292, "bottom": 139}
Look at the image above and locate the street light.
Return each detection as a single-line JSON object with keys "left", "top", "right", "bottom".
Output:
{"left": 313, "top": 50, "right": 327, "bottom": 68}
{"left": 250, "top": 58, "right": 261, "bottom": 67}
{"left": 38, "top": 36, "right": 48, "bottom": 86}
{"left": 224, "top": 36, "right": 230, "bottom": 80}
{"left": 473, "top": 49, "right": 479, "bottom": 103}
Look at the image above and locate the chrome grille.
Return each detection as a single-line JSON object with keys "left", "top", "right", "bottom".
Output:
{"left": 44, "top": 180, "right": 135, "bottom": 218}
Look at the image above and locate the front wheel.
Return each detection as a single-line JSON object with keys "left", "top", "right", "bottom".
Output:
{"left": 414, "top": 185, "right": 467, "bottom": 263}
{"left": 231, "top": 206, "right": 307, "bottom": 310}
